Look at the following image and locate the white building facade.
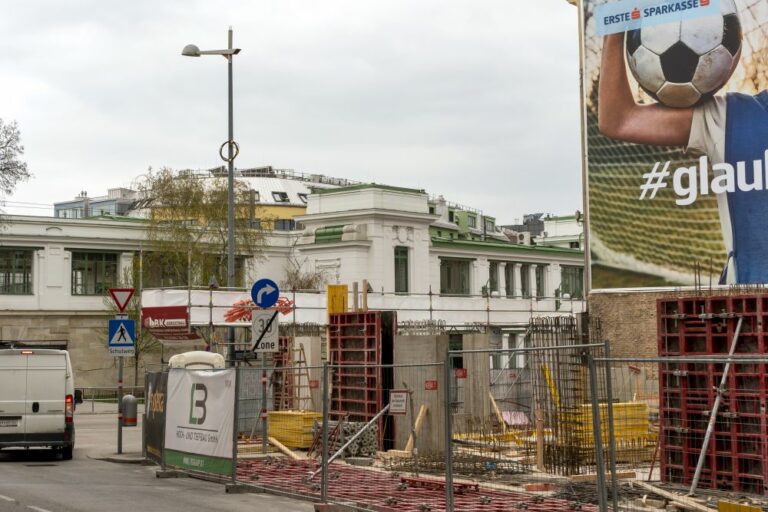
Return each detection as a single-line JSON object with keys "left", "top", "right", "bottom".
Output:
{"left": 0, "top": 182, "right": 585, "bottom": 385}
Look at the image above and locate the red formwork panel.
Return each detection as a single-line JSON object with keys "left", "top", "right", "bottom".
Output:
{"left": 658, "top": 295, "right": 768, "bottom": 494}
{"left": 272, "top": 336, "right": 295, "bottom": 410}
{"left": 328, "top": 311, "right": 396, "bottom": 448}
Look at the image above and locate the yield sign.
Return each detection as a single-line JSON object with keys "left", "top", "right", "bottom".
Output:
{"left": 109, "top": 288, "right": 135, "bottom": 313}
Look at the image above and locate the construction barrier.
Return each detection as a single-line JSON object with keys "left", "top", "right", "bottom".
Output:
{"left": 142, "top": 313, "right": 768, "bottom": 512}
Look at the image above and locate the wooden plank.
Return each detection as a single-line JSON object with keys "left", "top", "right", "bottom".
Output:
{"left": 634, "top": 481, "right": 714, "bottom": 512}
{"left": 404, "top": 405, "right": 427, "bottom": 453}
{"left": 570, "top": 471, "right": 637, "bottom": 482}
{"left": 488, "top": 391, "right": 507, "bottom": 432}
{"left": 268, "top": 436, "right": 305, "bottom": 461}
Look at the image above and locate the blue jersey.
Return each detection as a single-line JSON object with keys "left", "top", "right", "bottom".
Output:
{"left": 723, "top": 91, "right": 768, "bottom": 283}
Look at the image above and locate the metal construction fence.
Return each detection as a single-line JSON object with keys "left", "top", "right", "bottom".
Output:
{"left": 143, "top": 348, "right": 768, "bottom": 511}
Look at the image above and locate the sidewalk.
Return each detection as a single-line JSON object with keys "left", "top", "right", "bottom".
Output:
{"left": 77, "top": 402, "right": 146, "bottom": 463}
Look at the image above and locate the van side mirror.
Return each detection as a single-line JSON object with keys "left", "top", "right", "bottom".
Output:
{"left": 74, "top": 389, "right": 83, "bottom": 405}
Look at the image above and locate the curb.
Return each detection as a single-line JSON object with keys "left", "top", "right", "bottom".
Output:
{"left": 87, "top": 453, "right": 149, "bottom": 465}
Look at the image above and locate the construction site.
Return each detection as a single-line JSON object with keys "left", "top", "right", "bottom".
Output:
{"left": 140, "top": 283, "right": 768, "bottom": 512}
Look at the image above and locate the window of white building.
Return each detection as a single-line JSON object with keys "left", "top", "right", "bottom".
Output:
{"left": 274, "top": 219, "right": 296, "bottom": 231}
{"left": 560, "top": 266, "right": 584, "bottom": 299}
{"left": 504, "top": 264, "right": 515, "bottom": 297}
{"left": 520, "top": 264, "right": 531, "bottom": 298}
{"left": 71, "top": 251, "right": 118, "bottom": 296}
{"left": 489, "top": 262, "right": 499, "bottom": 293}
{"left": 536, "top": 265, "right": 547, "bottom": 298}
{"left": 440, "top": 258, "right": 471, "bottom": 295}
{"left": 394, "top": 246, "right": 409, "bottom": 294}
{"left": 0, "top": 249, "right": 33, "bottom": 295}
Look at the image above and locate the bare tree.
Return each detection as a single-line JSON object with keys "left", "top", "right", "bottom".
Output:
{"left": 282, "top": 235, "right": 327, "bottom": 291}
{"left": 136, "top": 167, "right": 268, "bottom": 287}
{"left": 0, "top": 119, "right": 30, "bottom": 201}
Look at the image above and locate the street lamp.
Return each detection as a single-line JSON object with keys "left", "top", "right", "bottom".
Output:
{"left": 183, "top": 27, "right": 242, "bottom": 367}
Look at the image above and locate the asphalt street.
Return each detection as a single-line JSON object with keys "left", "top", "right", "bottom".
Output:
{"left": 0, "top": 402, "right": 313, "bottom": 512}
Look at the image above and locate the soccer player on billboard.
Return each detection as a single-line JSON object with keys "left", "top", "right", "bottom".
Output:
{"left": 597, "top": 8, "right": 767, "bottom": 284}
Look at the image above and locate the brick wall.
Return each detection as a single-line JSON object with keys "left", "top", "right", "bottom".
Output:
{"left": 588, "top": 291, "right": 662, "bottom": 357}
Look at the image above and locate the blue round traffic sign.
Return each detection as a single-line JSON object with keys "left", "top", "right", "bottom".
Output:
{"left": 251, "top": 278, "right": 280, "bottom": 309}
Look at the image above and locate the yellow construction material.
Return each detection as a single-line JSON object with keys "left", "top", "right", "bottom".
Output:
{"left": 267, "top": 411, "right": 322, "bottom": 449}
{"left": 718, "top": 501, "right": 761, "bottom": 512}
{"left": 542, "top": 365, "right": 561, "bottom": 408}
{"left": 561, "top": 401, "right": 656, "bottom": 463}
{"left": 563, "top": 402, "right": 652, "bottom": 441}
{"left": 454, "top": 429, "right": 553, "bottom": 447}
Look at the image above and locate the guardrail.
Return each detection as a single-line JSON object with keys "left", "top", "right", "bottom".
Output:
{"left": 77, "top": 387, "right": 145, "bottom": 413}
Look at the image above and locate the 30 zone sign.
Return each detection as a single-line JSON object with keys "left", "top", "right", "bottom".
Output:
{"left": 251, "top": 310, "right": 278, "bottom": 352}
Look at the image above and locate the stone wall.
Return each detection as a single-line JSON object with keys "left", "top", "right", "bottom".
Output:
{"left": 0, "top": 312, "right": 196, "bottom": 388}
{"left": 392, "top": 333, "right": 491, "bottom": 454}
{"left": 393, "top": 335, "right": 448, "bottom": 455}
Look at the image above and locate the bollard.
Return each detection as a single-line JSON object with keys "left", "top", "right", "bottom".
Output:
{"left": 122, "top": 394, "right": 138, "bottom": 427}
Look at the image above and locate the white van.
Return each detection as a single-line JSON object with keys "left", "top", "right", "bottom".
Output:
{"left": 0, "top": 349, "right": 80, "bottom": 459}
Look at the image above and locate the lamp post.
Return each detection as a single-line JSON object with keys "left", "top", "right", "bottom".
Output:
{"left": 183, "top": 28, "right": 242, "bottom": 367}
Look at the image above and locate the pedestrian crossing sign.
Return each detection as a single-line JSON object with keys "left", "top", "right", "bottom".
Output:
{"left": 108, "top": 318, "right": 135, "bottom": 356}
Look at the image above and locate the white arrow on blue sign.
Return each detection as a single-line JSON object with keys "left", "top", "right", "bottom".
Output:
{"left": 251, "top": 278, "right": 280, "bottom": 309}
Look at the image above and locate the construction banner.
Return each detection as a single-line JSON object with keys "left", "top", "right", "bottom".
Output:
{"left": 164, "top": 369, "right": 235, "bottom": 476}
{"left": 142, "top": 306, "right": 202, "bottom": 344}
{"left": 580, "top": 0, "right": 768, "bottom": 289}
{"left": 144, "top": 371, "right": 167, "bottom": 465}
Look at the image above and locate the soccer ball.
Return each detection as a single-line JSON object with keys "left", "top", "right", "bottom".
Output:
{"left": 625, "top": 0, "right": 742, "bottom": 108}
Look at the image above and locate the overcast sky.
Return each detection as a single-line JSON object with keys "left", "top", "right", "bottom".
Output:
{"left": 1, "top": 0, "right": 581, "bottom": 224}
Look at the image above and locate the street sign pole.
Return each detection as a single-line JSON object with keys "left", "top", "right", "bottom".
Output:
{"left": 118, "top": 356, "right": 123, "bottom": 454}
{"left": 261, "top": 354, "right": 268, "bottom": 454}
{"left": 252, "top": 310, "right": 279, "bottom": 454}
{"left": 249, "top": 279, "right": 281, "bottom": 454}
{"left": 107, "top": 300, "right": 133, "bottom": 457}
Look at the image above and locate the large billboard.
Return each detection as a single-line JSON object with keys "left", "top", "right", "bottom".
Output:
{"left": 581, "top": 0, "right": 767, "bottom": 289}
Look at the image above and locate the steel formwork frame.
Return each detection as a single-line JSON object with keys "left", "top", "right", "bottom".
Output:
{"left": 328, "top": 311, "right": 396, "bottom": 449}
{"left": 658, "top": 295, "right": 768, "bottom": 494}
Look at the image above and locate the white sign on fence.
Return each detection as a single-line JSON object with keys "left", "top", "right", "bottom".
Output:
{"left": 389, "top": 390, "right": 409, "bottom": 416}
{"left": 164, "top": 368, "right": 235, "bottom": 476}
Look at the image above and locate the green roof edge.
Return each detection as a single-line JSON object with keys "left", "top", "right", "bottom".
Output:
{"left": 313, "top": 183, "right": 426, "bottom": 195}
{"left": 431, "top": 237, "right": 583, "bottom": 257}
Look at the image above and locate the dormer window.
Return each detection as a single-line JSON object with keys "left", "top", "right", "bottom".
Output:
{"left": 272, "top": 192, "right": 289, "bottom": 203}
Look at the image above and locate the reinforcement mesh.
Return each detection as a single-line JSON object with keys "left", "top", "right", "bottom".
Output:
{"left": 582, "top": 0, "right": 768, "bottom": 288}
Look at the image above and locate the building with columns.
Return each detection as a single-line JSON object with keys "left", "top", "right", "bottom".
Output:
{"left": 291, "top": 184, "right": 584, "bottom": 300}
{"left": 0, "top": 174, "right": 585, "bottom": 385}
